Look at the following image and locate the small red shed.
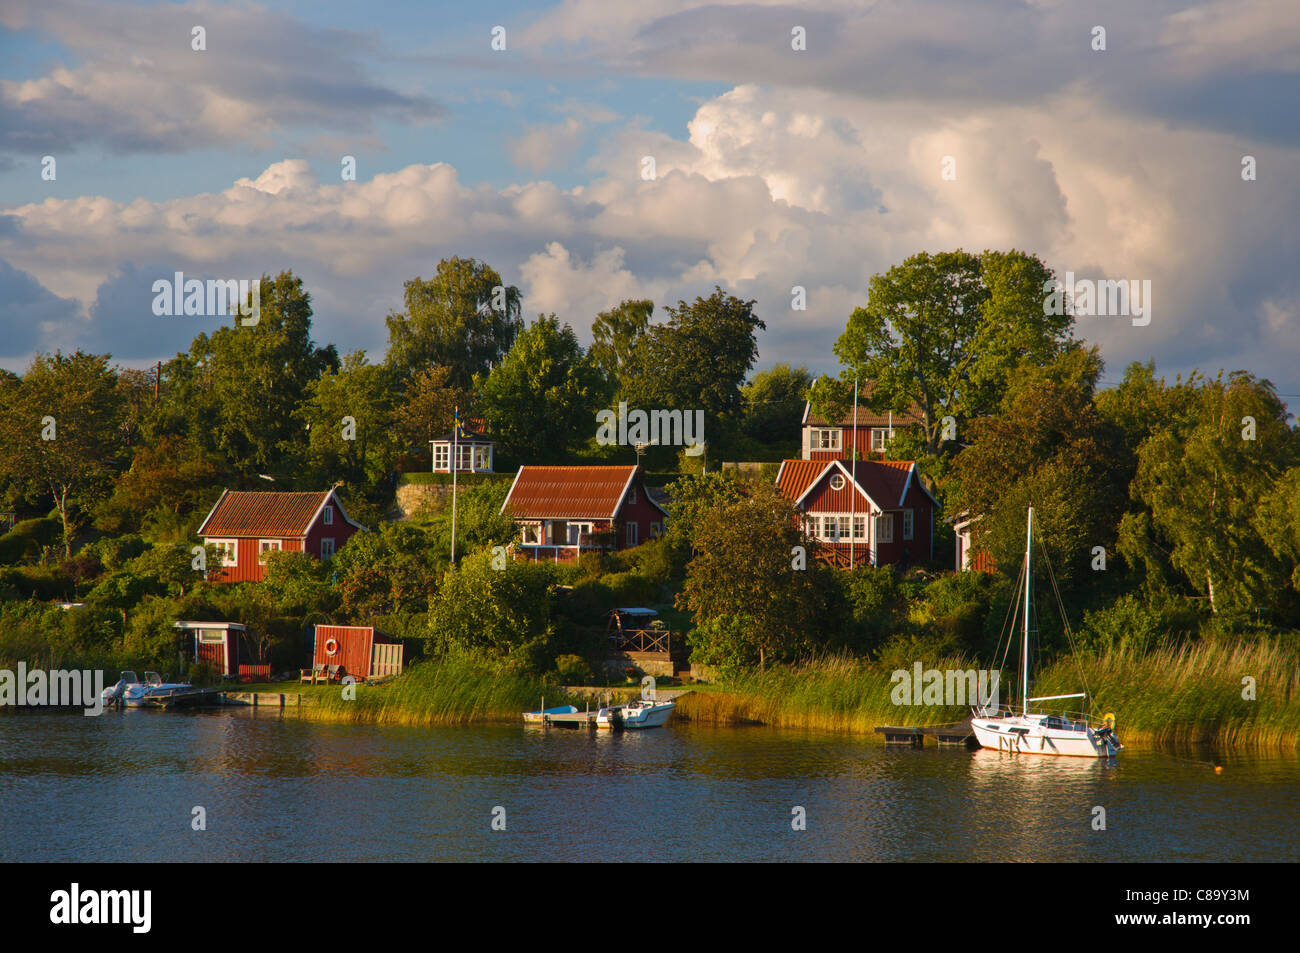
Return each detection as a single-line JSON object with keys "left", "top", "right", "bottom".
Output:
{"left": 313, "top": 625, "right": 404, "bottom": 680}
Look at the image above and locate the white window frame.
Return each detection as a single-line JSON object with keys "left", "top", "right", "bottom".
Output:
{"left": 811, "top": 428, "right": 841, "bottom": 451}
{"left": 210, "top": 539, "right": 237, "bottom": 568}
{"left": 876, "top": 514, "right": 894, "bottom": 544}
{"left": 871, "top": 428, "right": 889, "bottom": 452}
{"left": 853, "top": 515, "right": 866, "bottom": 540}
{"left": 197, "top": 629, "right": 225, "bottom": 644}
{"left": 321, "top": 537, "right": 335, "bottom": 559}
{"left": 433, "top": 444, "right": 450, "bottom": 471}
{"left": 829, "top": 473, "right": 846, "bottom": 491}
{"left": 649, "top": 521, "right": 662, "bottom": 539}
{"left": 626, "top": 522, "right": 639, "bottom": 547}
{"left": 258, "top": 539, "right": 282, "bottom": 563}
{"left": 323, "top": 506, "right": 333, "bottom": 526}
{"left": 567, "top": 522, "right": 593, "bottom": 545}
{"left": 903, "top": 509, "right": 914, "bottom": 541}
{"left": 521, "top": 522, "right": 543, "bottom": 545}
{"left": 474, "top": 445, "right": 490, "bottom": 471}
{"left": 629, "top": 486, "right": 637, "bottom": 504}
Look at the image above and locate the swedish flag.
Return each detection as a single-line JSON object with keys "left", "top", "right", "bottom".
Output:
{"left": 454, "top": 406, "right": 466, "bottom": 439}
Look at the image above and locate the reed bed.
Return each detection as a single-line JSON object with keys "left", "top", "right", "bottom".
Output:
{"left": 304, "top": 656, "right": 565, "bottom": 728}
{"left": 676, "top": 654, "right": 973, "bottom": 733}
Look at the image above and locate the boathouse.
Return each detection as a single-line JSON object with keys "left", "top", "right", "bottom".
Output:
{"left": 197, "top": 489, "right": 365, "bottom": 582}
{"left": 775, "top": 458, "right": 937, "bottom": 568}
{"left": 500, "top": 465, "right": 668, "bottom": 561}
{"left": 312, "top": 625, "right": 404, "bottom": 680}
{"left": 173, "top": 621, "right": 270, "bottom": 681}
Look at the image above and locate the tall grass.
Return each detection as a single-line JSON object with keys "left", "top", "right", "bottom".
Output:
{"left": 678, "top": 639, "right": 1300, "bottom": 749}
{"left": 305, "top": 655, "right": 566, "bottom": 727}
{"left": 677, "top": 654, "right": 973, "bottom": 733}
{"left": 1034, "top": 638, "right": 1300, "bottom": 748}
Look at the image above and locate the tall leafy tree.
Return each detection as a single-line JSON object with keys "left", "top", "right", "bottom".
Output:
{"left": 385, "top": 257, "right": 522, "bottom": 387}
{"left": 830, "top": 249, "right": 1071, "bottom": 452}
{"left": 297, "top": 350, "right": 399, "bottom": 491}
{"left": 1120, "top": 373, "right": 1297, "bottom": 617}
{"left": 478, "top": 314, "right": 604, "bottom": 462}
{"left": 198, "top": 271, "right": 337, "bottom": 474}
{"left": 742, "top": 363, "right": 812, "bottom": 446}
{"left": 590, "top": 298, "right": 653, "bottom": 392}
{"left": 395, "top": 365, "right": 472, "bottom": 458}
{"left": 0, "top": 352, "right": 126, "bottom": 557}
{"left": 620, "top": 287, "right": 764, "bottom": 451}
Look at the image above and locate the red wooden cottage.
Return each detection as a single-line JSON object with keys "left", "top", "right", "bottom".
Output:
{"left": 802, "top": 386, "right": 925, "bottom": 460}
{"left": 197, "top": 489, "right": 364, "bottom": 582}
{"left": 953, "top": 513, "right": 996, "bottom": 572}
{"left": 312, "top": 625, "right": 404, "bottom": 680}
{"left": 500, "top": 465, "right": 668, "bottom": 561}
{"left": 775, "top": 458, "right": 937, "bottom": 568}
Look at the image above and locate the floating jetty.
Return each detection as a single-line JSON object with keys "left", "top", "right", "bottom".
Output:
{"left": 874, "top": 718, "right": 976, "bottom": 748}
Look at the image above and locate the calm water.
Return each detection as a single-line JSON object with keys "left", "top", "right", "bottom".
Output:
{"left": 1, "top": 709, "right": 1297, "bottom": 862}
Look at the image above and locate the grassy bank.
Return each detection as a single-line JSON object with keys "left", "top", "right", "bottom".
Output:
{"left": 676, "top": 639, "right": 1300, "bottom": 749}
{"left": 295, "top": 656, "right": 567, "bottom": 727}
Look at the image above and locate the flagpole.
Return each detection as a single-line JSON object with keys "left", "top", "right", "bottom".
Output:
{"left": 451, "top": 409, "right": 459, "bottom": 566}
{"left": 850, "top": 376, "right": 858, "bottom": 570}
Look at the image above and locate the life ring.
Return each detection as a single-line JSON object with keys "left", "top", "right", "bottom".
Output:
{"left": 324, "top": 638, "right": 339, "bottom": 656}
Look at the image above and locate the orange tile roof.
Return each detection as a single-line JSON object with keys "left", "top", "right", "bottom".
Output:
{"left": 776, "top": 458, "right": 918, "bottom": 510}
{"left": 198, "top": 490, "right": 332, "bottom": 538}
{"left": 802, "top": 382, "right": 925, "bottom": 428}
{"left": 501, "top": 466, "right": 642, "bottom": 520}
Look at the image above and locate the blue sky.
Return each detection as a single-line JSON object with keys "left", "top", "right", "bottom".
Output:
{"left": 1, "top": 0, "right": 1297, "bottom": 409}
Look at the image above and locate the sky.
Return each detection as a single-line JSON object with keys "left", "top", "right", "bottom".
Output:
{"left": 1, "top": 0, "right": 1298, "bottom": 406}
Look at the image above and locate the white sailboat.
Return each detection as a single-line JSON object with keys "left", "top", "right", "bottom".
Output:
{"left": 969, "top": 507, "right": 1122, "bottom": 758}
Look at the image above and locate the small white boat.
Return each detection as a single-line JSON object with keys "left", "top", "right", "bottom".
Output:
{"left": 596, "top": 697, "right": 675, "bottom": 730}
{"left": 121, "top": 672, "right": 204, "bottom": 709}
{"left": 522, "top": 704, "right": 579, "bottom": 725}
{"left": 970, "top": 508, "right": 1122, "bottom": 758}
{"left": 101, "top": 670, "right": 141, "bottom": 707}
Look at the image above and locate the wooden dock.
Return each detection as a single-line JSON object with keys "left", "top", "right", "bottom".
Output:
{"left": 874, "top": 719, "right": 975, "bottom": 749}
{"left": 220, "top": 692, "right": 303, "bottom": 707}
{"left": 524, "top": 709, "right": 601, "bottom": 728}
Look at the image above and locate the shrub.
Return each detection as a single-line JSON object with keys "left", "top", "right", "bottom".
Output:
{"left": 554, "top": 653, "right": 594, "bottom": 685}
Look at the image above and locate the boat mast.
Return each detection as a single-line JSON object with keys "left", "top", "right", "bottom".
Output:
{"left": 1023, "top": 507, "right": 1033, "bottom": 714}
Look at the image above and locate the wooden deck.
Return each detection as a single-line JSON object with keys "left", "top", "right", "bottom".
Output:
{"left": 874, "top": 718, "right": 975, "bottom": 748}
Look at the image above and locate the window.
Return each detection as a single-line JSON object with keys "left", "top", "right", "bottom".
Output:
{"left": 903, "top": 509, "right": 914, "bottom": 541}
{"left": 197, "top": 629, "right": 225, "bottom": 644}
{"left": 838, "top": 516, "right": 851, "bottom": 540}
{"left": 628, "top": 486, "right": 637, "bottom": 504}
{"left": 321, "top": 537, "right": 335, "bottom": 559}
{"left": 474, "top": 445, "right": 491, "bottom": 470}
{"left": 433, "top": 444, "right": 450, "bottom": 471}
{"left": 871, "top": 428, "right": 889, "bottom": 452}
{"left": 258, "top": 539, "right": 282, "bottom": 563}
{"left": 566, "top": 522, "right": 593, "bottom": 545}
{"left": 830, "top": 473, "right": 846, "bottom": 491}
{"left": 210, "top": 540, "right": 237, "bottom": 568}
{"left": 649, "top": 522, "right": 662, "bottom": 539}
{"left": 876, "top": 514, "right": 894, "bottom": 544}
{"left": 853, "top": 515, "right": 866, "bottom": 539}
{"left": 811, "top": 428, "right": 841, "bottom": 451}
{"left": 521, "top": 523, "right": 543, "bottom": 545}
{"left": 455, "top": 444, "right": 473, "bottom": 471}
{"left": 323, "top": 506, "right": 333, "bottom": 526}
{"left": 627, "top": 522, "right": 639, "bottom": 547}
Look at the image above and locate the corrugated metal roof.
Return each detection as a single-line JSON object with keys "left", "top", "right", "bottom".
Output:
{"left": 776, "top": 458, "right": 917, "bottom": 510}
{"left": 501, "top": 466, "right": 638, "bottom": 520}
{"left": 198, "top": 490, "right": 331, "bottom": 538}
{"left": 802, "top": 384, "right": 925, "bottom": 428}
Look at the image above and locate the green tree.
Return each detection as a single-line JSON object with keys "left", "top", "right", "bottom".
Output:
{"left": 621, "top": 287, "right": 764, "bottom": 428}
{"left": 831, "top": 249, "right": 1070, "bottom": 452}
{"left": 297, "top": 350, "right": 399, "bottom": 490}
{"left": 426, "top": 550, "right": 556, "bottom": 663}
{"left": 335, "top": 521, "right": 446, "bottom": 618}
{"left": 384, "top": 257, "right": 522, "bottom": 387}
{"left": 590, "top": 298, "right": 653, "bottom": 393}
{"left": 198, "top": 271, "right": 338, "bottom": 474}
{"left": 478, "top": 315, "right": 604, "bottom": 462}
{"left": 1121, "top": 373, "right": 1297, "bottom": 618}
{"left": 0, "top": 351, "right": 127, "bottom": 557}
{"left": 678, "top": 485, "right": 830, "bottom": 670}
{"left": 741, "top": 363, "right": 812, "bottom": 446}
{"left": 395, "top": 365, "right": 471, "bottom": 458}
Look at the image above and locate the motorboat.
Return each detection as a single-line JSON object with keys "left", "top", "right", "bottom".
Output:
{"left": 101, "top": 670, "right": 141, "bottom": 706}
{"left": 121, "top": 672, "right": 207, "bottom": 709}
{"left": 969, "top": 507, "right": 1122, "bottom": 758}
{"left": 596, "top": 697, "right": 675, "bottom": 730}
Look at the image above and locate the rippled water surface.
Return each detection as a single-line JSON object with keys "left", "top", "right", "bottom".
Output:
{"left": 2, "top": 710, "right": 1297, "bottom": 861}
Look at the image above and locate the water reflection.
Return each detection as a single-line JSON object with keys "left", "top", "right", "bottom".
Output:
{"left": 1, "top": 711, "right": 1296, "bottom": 862}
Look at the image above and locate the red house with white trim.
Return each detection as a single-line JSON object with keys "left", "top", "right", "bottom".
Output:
{"left": 197, "top": 489, "right": 365, "bottom": 582}
{"left": 802, "top": 388, "right": 925, "bottom": 460}
{"left": 500, "top": 465, "right": 668, "bottom": 561}
{"left": 775, "top": 458, "right": 937, "bottom": 568}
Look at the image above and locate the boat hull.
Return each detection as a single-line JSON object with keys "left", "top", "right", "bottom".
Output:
{"left": 971, "top": 718, "right": 1121, "bottom": 758}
